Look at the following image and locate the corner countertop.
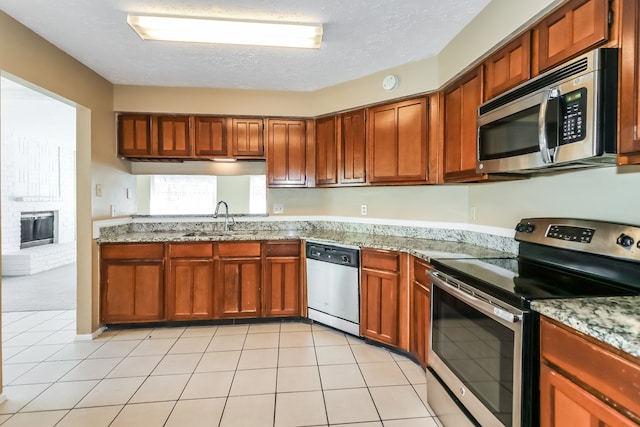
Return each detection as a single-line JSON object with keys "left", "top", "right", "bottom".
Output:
{"left": 532, "top": 297, "right": 640, "bottom": 360}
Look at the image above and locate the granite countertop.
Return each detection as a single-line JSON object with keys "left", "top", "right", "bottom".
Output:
{"left": 532, "top": 297, "right": 640, "bottom": 360}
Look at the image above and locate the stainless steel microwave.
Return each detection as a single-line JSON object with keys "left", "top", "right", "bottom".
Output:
{"left": 477, "top": 48, "right": 618, "bottom": 174}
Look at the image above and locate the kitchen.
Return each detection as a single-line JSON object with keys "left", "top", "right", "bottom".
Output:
{"left": 1, "top": 0, "right": 640, "bottom": 425}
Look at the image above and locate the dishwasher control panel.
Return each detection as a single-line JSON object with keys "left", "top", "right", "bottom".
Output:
{"left": 306, "top": 242, "right": 359, "bottom": 268}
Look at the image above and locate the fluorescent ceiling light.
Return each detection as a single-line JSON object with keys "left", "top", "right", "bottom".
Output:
{"left": 127, "top": 15, "right": 323, "bottom": 49}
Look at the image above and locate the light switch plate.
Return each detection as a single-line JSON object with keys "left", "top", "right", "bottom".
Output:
{"left": 96, "top": 184, "right": 103, "bottom": 197}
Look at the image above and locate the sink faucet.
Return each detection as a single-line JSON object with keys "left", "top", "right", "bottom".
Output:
{"left": 214, "top": 200, "right": 235, "bottom": 232}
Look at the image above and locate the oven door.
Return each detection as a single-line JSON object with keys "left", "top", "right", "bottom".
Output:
{"left": 428, "top": 270, "right": 525, "bottom": 427}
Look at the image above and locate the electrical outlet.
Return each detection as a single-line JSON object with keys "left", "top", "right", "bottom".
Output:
{"left": 273, "top": 203, "right": 284, "bottom": 214}
{"left": 110, "top": 205, "right": 117, "bottom": 217}
{"left": 361, "top": 204, "right": 368, "bottom": 216}
{"left": 95, "top": 184, "right": 103, "bottom": 197}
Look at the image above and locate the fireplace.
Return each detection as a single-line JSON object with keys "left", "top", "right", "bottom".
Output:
{"left": 20, "top": 211, "right": 55, "bottom": 249}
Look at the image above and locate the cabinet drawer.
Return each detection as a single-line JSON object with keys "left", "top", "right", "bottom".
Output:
{"left": 265, "top": 241, "right": 300, "bottom": 257}
{"left": 362, "top": 249, "right": 399, "bottom": 272}
{"left": 413, "top": 258, "right": 431, "bottom": 286}
{"left": 540, "top": 317, "right": 640, "bottom": 418}
{"left": 169, "top": 243, "right": 213, "bottom": 258}
{"left": 101, "top": 243, "right": 164, "bottom": 260}
{"left": 217, "top": 242, "right": 261, "bottom": 257}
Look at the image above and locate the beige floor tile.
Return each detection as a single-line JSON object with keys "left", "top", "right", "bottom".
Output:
{"left": 279, "top": 331, "right": 314, "bottom": 347}
{"left": 313, "top": 330, "right": 350, "bottom": 346}
{"left": 277, "top": 366, "right": 321, "bottom": 392}
{"left": 2, "top": 363, "right": 37, "bottom": 385}
{"left": 196, "top": 350, "right": 241, "bottom": 372}
{"left": 397, "top": 360, "right": 427, "bottom": 384}
{"left": 59, "top": 358, "right": 121, "bottom": 381}
{"left": 181, "top": 326, "right": 218, "bottom": 338}
{"left": 243, "top": 332, "right": 279, "bottom": 349}
{"left": 275, "top": 390, "right": 327, "bottom": 427}
{"left": 248, "top": 323, "right": 281, "bottom": 333}
{"left": 237, "top": 348, "right": 278, "bottom": 370}
{"left": 0, "top": 410, "right": 67, "bottom": 427}
{"left": 370, "top": 385, "right": 430, "bottom": 420}
{"left": 319, "top": 363, "right": 366, "bottom": 390}
{"left": 347, "top": 334, "right": 367, "bottom": 345}
{"left": 87, "top": 340, "right": 139, "bottom": 359}
{"left": 324, "top": 388, "right": 380, "bottom": 424}
{"left": 22, "top": 380, "right": 98, "bottom": 411}
{"left": 38, "top": 330, "right": 76, "bottom": 345}
{"left": 168, "top": 336, "right": 212, "bottom": 354}
{"left": 278, "top": 346, "right": 317, "bottom": 367}
{"left": 383, "top": 417, "right": 439, "bottom": 426}
{"left": 229, "top": 368, "right": 277, "bottom": 396}
{"left": 180, "top": 371, "right": 234, "bottom": 399}
{"left": 3, "top": 331, "right": 54, "bottom": 347}
{"left": 107, "top": 355, "right": 162, "bottom": 378}
{"left": 2, "top": 346, "right": 27, "bottom": 362}
{"left": 164, "top": 398, "right": 225, "bottom": 427}
{"left": 220, "top": 394, "right": 275, "bottom": 427}
{"left": 0, "top": 415, "right": 11, "bottom": 424}
{"left": 55, "top": 405, "right": 122, "bottom": 427}
{"left": 152, "top": 353, "right": 201, "bottom": 375}
{"left": 207, "top": 334, "right": 246, "bottom": 352}
{"left": 109, "top": 329, "right": 152, "bottom": 341}
{"left": 315, "top": 345, "right": 356, "bottom": 365}
{"left": 12, "top": 360, "right": 79, "bottom": 385}
{"left": 76, "top": 377, "right": 145, "bottom": 407}
{"left": 129, "top": 374, "right": 190, "bottom": 403}
{"left": 360, "top": 362, "right": 410, "bottom": 387}
{"left": 412, "top": 384, "right": 432, "bottom": 415}
{"left": 5, "top": 345, "right": 65, "bottom": 364}
{"left": 109, "top": 401, "right": 175, "bottom": 427}
{"left": 338, "top": 423, "right": 383, "bottom": 427}
{"left": 351, "top": 344, "right": 395, "bottom": 363}
{"left": 47, "top": 342, "right": 104, "bottom": 361}
{"left": 280, "top": 322, "right": 311, "bottom": 332}
{"left": 0, "top": 383, "right": 51, "bottom": 414}
{"left": 311, "top": 323, "right": 332, "bottom": 332}
{"left": 148, "top": 327, "right": 185, "bottom": 339}
{"left": 28, "top": 319, "right": 74, "bottom": 332}
{"left": 215, "top": 325, "right": 249, "bottom": 336}
{"left": 128, "top": 338, "right": 176, "bottom": 356}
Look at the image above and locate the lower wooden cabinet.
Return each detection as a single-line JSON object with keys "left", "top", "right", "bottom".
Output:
{"left": 262, "top": 241, "right": 301, "bottom": 317}
{"left": 167, "top": 243, "right": 214, "bottom": 321}
{"left": 410, "top": 257, "right": 431, "bottom": 367}
{"left": 100, "top": 243, "right": 165, "bottom": 324}
{"left": 540, "top": 317, "right": 640, "bottom": 426}
{"left": 215, "top": 242, "right": 262, "bottom": 319}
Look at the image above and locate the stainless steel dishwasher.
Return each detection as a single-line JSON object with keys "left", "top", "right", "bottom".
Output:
{"left": 306, "top": 241, "right": 360, "bottom": 336}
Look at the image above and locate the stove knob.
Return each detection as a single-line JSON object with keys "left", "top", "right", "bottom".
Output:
{"left": 616, "top": 233, "right": 635, "bottom": 248}
{"left": 516, "top": 222, "right": 536, "bottom": 233}
{"left": 515, "top": 222, "right": 526, "bottom": 232}
{"left": 524, "top": 223, "right": 536, "bottom": 233}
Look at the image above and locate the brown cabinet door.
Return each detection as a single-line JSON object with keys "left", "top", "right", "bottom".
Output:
{"left": 267, "top": 119, "right": 307, "bottom": 187}
{"left": 339, "top": 109, "right": 366, "bottom": 185}
{"left": 367, "top": 98, "right": 428, "bottom": 184}
{"left": 194, "top": 116, "right": 227, "bottom": 157}
{"left": 216, "top": 257, "right": 262, "bottom": 318}
{"left": 484, "top": 32, "right": 531, "bottom": 100}
{"left": 410, "top": 258, "right": 431, "bottom": 367}
{"left": 157, "top": 115, "right": 192, "bottom": 157}
{"left": 118, "top": 114, "right": 153, "bottom": 157}
{"left": 315, "top": 115, "right": 338, "bottom": 186}
{"left": 540, "top": 364, "right": 638, "bottom": 427}
{"left": 443, "top": 68, "right": 487, "bottom": 183}
{"left": 536, "top": 0, "right": 610, "bottom": 73}
{"left": 618, "top": 0, "right": 640, "bottom": 163}
{"left": 169, "top": 259, "right": 214, "bottom": 320}
{"left": 101, "top": 261, "right": 165, "bottom": 323}
{"left": 361, "top": 267, "right": 399, "bottom": 345}
{"left": 231, "top": 118, "right": 264, "bottom": 158}
{"left": 263, "top": 256, "right": 300, "bottom": 317}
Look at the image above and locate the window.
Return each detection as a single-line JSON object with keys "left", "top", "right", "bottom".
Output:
{"left": 150, "top": 175, "right": 217, "bottom": 215}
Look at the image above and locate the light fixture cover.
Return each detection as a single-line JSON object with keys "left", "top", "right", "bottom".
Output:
{"left": 127, "top": 15, "right": 323, "bottom": 49}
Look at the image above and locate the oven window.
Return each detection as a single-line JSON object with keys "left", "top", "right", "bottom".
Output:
{"left": 432, "top": 286, "right": 515, "bottom": 427}
{"left": 479, "top": 105, "right": 541, "bottom": 161}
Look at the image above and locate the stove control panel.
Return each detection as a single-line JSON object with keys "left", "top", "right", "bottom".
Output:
{"left": 515, "top": 218, "right": 640, "bottom": 262}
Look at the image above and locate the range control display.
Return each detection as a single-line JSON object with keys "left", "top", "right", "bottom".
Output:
{"left": 547, "top": 225, "right": 595, "bottom": 243}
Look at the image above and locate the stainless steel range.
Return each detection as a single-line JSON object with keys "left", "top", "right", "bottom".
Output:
{"left": 427, "top": 218, "right": 640, "bottom": 427}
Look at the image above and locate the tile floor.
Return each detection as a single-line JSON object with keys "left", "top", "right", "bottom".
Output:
{"left": 1, "top": 310, "right": 443, "bottom": 427}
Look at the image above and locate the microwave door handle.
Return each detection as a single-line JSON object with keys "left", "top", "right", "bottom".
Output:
{"left": 538, "top": 88, "right": 559, "bottom": 164}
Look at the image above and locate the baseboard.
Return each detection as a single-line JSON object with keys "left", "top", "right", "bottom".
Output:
{"left": 75, "top": 326, "right": 105, "bottom": 341}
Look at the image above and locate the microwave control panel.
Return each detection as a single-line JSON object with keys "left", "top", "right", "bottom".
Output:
{"left": 560, "top": 88, "right": 587, "bottom": 144}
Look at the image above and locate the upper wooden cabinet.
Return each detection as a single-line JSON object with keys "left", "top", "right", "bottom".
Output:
{"left": 231, "top": 118, "right": 264, "bottom": 158}
{"left": 484, "top": 32, "right": 531, "bottom": 101}
{"left": 117, "top": 114, "right": 153, "bottom": 157}
{"left": 157, "top": 115, "right": 192, "bottom": 157}
{"left": 618, "top": 0, "right": 640, "bottom": 164}
{"left": 442, "top": 68, "right": 487, "bottom": 183}
{"left": 267, "top": 119, "right": 308, "bottom": 187}
{"left": 366, "top": 97, "right": 428, "bottom": 184}
{"left": 315, "top": 115, "right": 338, "bottom": 186}
{"left": 339, "top": 109, "right": 367, "bottom": 185}
{"left": 193, "top": 116, "right": 227, "bottom": 157}
{"left": 535, "top": 0, "right": 611, "bottom": 73}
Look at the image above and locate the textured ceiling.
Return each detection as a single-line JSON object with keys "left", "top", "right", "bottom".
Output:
{"left": 0, "top": 0, "right": 491, "bottom": 91}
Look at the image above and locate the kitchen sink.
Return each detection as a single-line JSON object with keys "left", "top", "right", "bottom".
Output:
{"left": 182, "top": 230, "right": 259, "bottom": 237}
